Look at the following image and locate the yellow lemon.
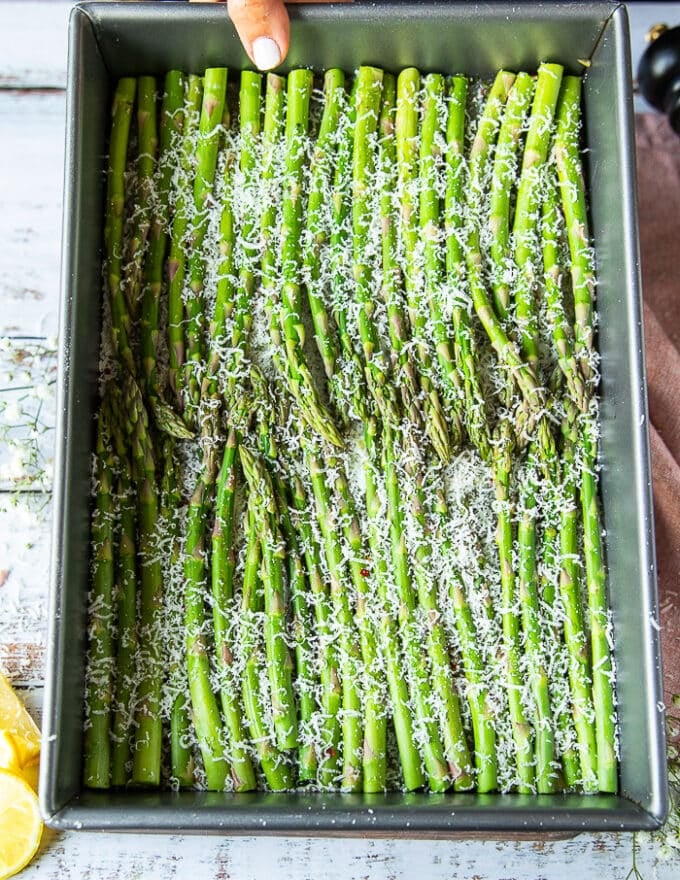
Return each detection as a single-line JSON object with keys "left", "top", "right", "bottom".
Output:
{"left": 20, "top": 759, "right": 40, "bottom": 794}
{"left": 0, "top": 769, "right": 43, "bottom": 880}
{"left": 6, "top": 733, "right": 39, "bottom": 769}
{"left": 0, "top": 673, "right": 40, "bottom": 749}
{"left": 0, "top": 734, "right": 20, "bottom": 774}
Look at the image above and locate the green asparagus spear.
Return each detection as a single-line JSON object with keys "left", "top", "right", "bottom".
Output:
{"left": 492, "top": 423, "right": 535, "bottom": 792}
{"left": 555, "top": 76, "right": 597, "bottom": 386}
{"left": 167, "top": 75, "right": 203, "bottom": 411}
{"left": 239, "top": 446, "right": 299, "bottom": 751}
{"left": 396, "top": 68, "right": 452, "bottom": 461}
{"left": 383, "top": 422, "right": 451, "bottom": 792}
{"left": 378, "top": 72, "right": 422, "bottom": 429}
{"left": 556, "top": 77, "right": 617, "bottom": 793}
{"left": 513, "top": 63, "right": 564, "bottom": 370}
{"left": 83, "top": 402, "right": 116, "bottom": 789}
{"left": 444, "top": 74, "right": 492, "bottom": 463}
{"left": 183, "top": 68, "right": 228, "bottom": 418}
{"left": 277, "top": 69, "right": 343, "bottom": 447}
{"left": 160, "top": 440, "right": 195, "bottom": 788}
{"left": 304, "top": 69, "right": 346, "bottom": 389}
{"left": 488, "top": 72, "right": 535, "bottom": 321}
{"left": 141, "top": 70, "right": 185, "bottom": 400}
{"left": 351, "top": 66, "right": 400, "bottom": 430}
{"left": 118, "top": 379, "right": 164, "bottom": 788}
{"left": 274, "top": 476, "right": 319, "bottom": 783}
{"left": 304, "top": 437, "right": 364, "bottom": 790}
{"left": 211, "top": 431, "right": 257, "bottom": 791}
{"left": 419, "top": 73, "right": 466, "bottom": 439}
{"left": 559, "top": 408, "right": 599, "bottom": 791}
{"left": 109, "top": 443, "right": 138, "bottom": 787}
{"left": 290, "top": 474, "right": 342, "bottom": 787}
{"left": 123, "top": 76, "right": 158, "bottom": 322}
{"left": 240, "top": 504, "right": 294, "bottom": 790}
{"left": 104, "top": 77, "right": 137, "bottom": 376}
{"left": 363, "top": 420, "right": 424, "bottom": 790}
{"left": 184, "top": 455, "right": 229, "bottom": 791}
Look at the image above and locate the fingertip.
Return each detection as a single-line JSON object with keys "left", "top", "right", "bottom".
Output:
{"left": 227, "top": 0, "right": 290, "bottom": 70}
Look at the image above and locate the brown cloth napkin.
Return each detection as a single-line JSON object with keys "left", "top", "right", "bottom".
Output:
{"left": 636, "top": 114, "right": 680, "bottom": 708}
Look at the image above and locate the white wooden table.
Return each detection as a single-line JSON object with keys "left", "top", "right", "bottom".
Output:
{"left": 0, "top": 2, "right": 678, "bottom": 877}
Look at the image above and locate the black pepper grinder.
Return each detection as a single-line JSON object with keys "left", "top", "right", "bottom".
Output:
{"left": 637, "top": 23, "right": 680, "bottom": 134}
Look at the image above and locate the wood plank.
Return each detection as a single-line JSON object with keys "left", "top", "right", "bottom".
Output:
{"left": 0, "top": 494, "right": 50, "bottom": 666}
{"left": 0, "top": 1, "right": 71, "bottom": 88}
{"left": 16, "top": 827, "right": 678, "bottom": 879}
{"left": 0, "top": 338, "right": 56, "bottom": 491}
{"left": 0, "top": 89, "right": 64, "bottom": 337}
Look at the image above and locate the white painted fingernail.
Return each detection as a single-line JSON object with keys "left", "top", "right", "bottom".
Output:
{"left": 252, "top": 36, "right": 281, "bottom": 71}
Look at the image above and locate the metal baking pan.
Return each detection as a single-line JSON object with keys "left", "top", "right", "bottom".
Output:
{"left": 41, "top": 1, "right": 667, "bottom": 833}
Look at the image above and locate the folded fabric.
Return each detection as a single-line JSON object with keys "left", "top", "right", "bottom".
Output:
{"left": 636, "top": 113, "right": 680, "bottom": 708}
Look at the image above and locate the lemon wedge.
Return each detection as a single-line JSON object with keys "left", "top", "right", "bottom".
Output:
{"left": 0, "top": 733, "right": 20, "bottom": 775}
{"left": 0, "top": 672, "right": 40, "bottom": 750}
{"left": 0, "top": 769, "right": 43, "bottom": 880}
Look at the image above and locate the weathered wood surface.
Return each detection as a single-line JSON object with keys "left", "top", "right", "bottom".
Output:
{"left": 0, "top": 90, "right": 64, "bottom": 338}
{"left": 0, "top": 2, "right": 678, "bottom": 877}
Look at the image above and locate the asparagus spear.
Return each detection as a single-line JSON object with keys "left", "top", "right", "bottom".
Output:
{"left": 558, "top": 409, "right": 599, "bottom": 791}
{"left": 331, "top": 426, "right": 387, "bottom": 792}
{"left": 167, "top": 74, "right": 203, "bottom": 411}
{"left": 104, "top": 77, "right": 137, "bottom": 376}
{"left": 444, "top": 74, "right": 492, "bottom": 464}
{"left": 541, "top": 169, "right": 591, "bottom": 790}
{"left": 517, "top": 454, "right": 557, "bottom": 792}
{"left": 556, "top": 76, "right": 617, "bottom": 793}
{"left": 211, "top": 430, "right": 257, "bottom": 791}
{"left": 406, "top": 446, "right": 474, "bottom": 790}
{"left": 363, "top": 420, "right": 424, "bottom": 790}
{"left": 160, "top": 440, "right": 195, "bottom": 788}
{"left": 240, "top": 505, "right": 294, "bottom": 790}
{"left": 277, "top": 69, "right": 343, "bottom": 447}
{"left": 541, "top": 169, "right": 588, "bottom": 414}
{"left": 329, "top": 79, "right": 372, "bottom": 419}
{"left": 123, "top": 76, "right": 158, "bottom": 322}
{"left": 396, "top": 68, "right": 452, "bottom": 461}
{"left": 184, "top": 451, "right": 229, "bottom": 791}
{"left": 419, "top": 73, "right": 466, "bottom": 438}
{"left": 383, "top": 422, "right": 451, "bottom": 792}
{"left": 513, "top": 62, "right": 564, "bottom": 371}
{"left": 113, "top": 378, "right": 164, "bottom": 788}
{"left": 378, "top": 73, "right": 422, "bottom": 430}
{"left": 109, "top": 436, "right": 138, "bottom": 787}
{"left": 272, "top": 475, "right": 318, "bottom": 783}
{"left": 259, "top": 73, "right": 290, "bottom": 384}
{"left": 350, "top": 66, "right": 400, "bottom": 430}
{"left": 290, "top": 474, "right": 342, "bottom": 787}
{"left": 206, "top": 71, "right": 262, "bottom": 408}
{"left": 183, "top": 68, "right": 228, "bottom": 419}
{"left": 555, "top": 76, "right": 597, "bottom": 387}
{"left": 239, "top": 446, "right": 299, "bottom": 752}
{"left": 579, "top": 417, "right": 617, "bottom": 793}
{"left": 492, "top": 422, "right": 535, "bottom": 792}
{"left": 136, "top": 72, "right": 195, "bottom": 441}
{"left": 83, "top": 401, "right": 116, "bottom": 789}
{"left": 488, "top": 72, "right": 535, "bottom": 321}
{"left": 141, "top": 70, "right": 184, "bottom": 399}
{"left": 464, "top": 71, "right": 546, "bottom": 415}
{"left": 447, "top": 568, "right": 498, "bottom": 792}
{"left": 304, "top": 68, "right": 346, "bottom": 390}
{"left": 304, "top": 437, "right": 364, "bottom": 790}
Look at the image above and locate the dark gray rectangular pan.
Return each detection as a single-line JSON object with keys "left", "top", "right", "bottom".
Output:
{"left": 41, "top": 1, "right": 667, "bottom": 833}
